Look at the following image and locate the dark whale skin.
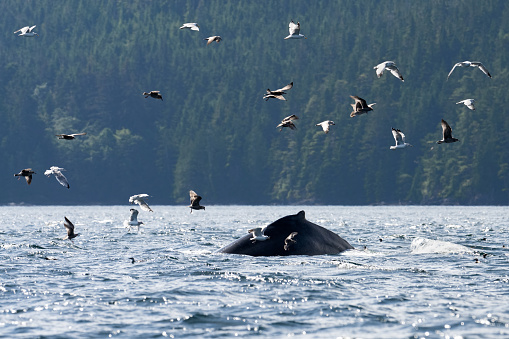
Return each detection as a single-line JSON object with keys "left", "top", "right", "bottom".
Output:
{"left": 219, "top": 211, "right": 354, "bottom": 256}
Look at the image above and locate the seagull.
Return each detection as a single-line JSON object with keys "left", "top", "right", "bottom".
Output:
{"left": 456, "top": 99, "right": 475, "bottom": 110}
{"left": 437, "top": 119, "right": 459, "bottom": 144}
{"left": 390, "top": 128, "right": 413, "bottom": 149}
{"left": 14, "top": 168, "right": 36, "bottom": 185}
{"left": 350, "top": 95, "right": 376, "bottom": 117}
{"left": 284, "top": 232, "right": 298, "bottom": 251}
{"left": 284, "top": 20, "right": 306, "bottom": 39}
{"left": 263, "top": 82, "right": 293, "bottom": 101}
{"left": 179, "top": 23, "right": 200, "bottom": 31}
{"left": 63, "top": 217, "right": 80, "bottom": 241}
{"left": 129, "top": 194, "right": 153, "bottom": 212}
{"left": 44, "top": 166, "right": 70, "bottom": 189}
{"left": 277, "top": 115, "right": 299, "bottom": 131}
{"left": 374, "top": 61, "right": 404, "bottom": 82}
{"left": 14, "top": 25, "right": 38, "bottom": 37}
{"left": 124, "top": 208, "right": 144, "bottom": 231}
{"left": 447, "top": 61, "right": 492, "bottom": 80}
{"left": 143, "top": 91, "right": 163, "bottom": 100}
{"left": 204, "top": 36, "right": 221, "bottom": 45}
{"left": 55, "top": 133, "right": 87, "bottom": 140}
{"left": 189, "top": 190, "right": 205, "bottom": 213}
{"left": 248, "top": 228, "right": 270, "bottom": 243}
{"left": 316, "top": 120, "right": 335, "bottom": 134}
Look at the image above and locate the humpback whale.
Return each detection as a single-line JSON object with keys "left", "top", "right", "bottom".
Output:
{"left": 219, "top": 211, "right": 353, "bottom": 256}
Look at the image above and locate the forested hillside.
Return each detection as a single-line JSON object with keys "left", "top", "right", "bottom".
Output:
{"left": 2, "top": 0, "right": 509, "bottom": 205}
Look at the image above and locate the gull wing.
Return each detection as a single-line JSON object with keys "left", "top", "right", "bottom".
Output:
{"left": 387, "top": 65, "right": 404, "bottom": 81}
{"left": 441, "top": 119, "right": 453, "bottom": 140}
{"left": 472, "top": 62, "right": 492, "bottom": 78}
{"left": 276, "top": 82, "right": 293, "bottom": 92}
{"left": 64, "top": 217, "right": 75, "bottom": 238}
{"left": 283, "top": 114, "right": 299, "bottom": 122}
{"left": 129, "top": 208, "right": 139, "bottom": 222}
{"left": 392, "top": 128, "right": 404, "bottom": 145}
{"left": 447, "top": 63, "right": 461, "bottom": 80}
{"left": 69, "top": 133, "right": 87, "bottom": 137}
{"left": 288, "top": 20, "right": 300, "bottom": 35}
{"left": 374, "top": 63, "right": 385, "bottom": 78}
{"left": 14, "top": 26, "right": 29, "bottom": 34}
{"left": 28, "top": 25, "right": 36, "bottom": 32}
{"left": 53, "top": 169, "right": 70, "bottom": 189}
{"left": 190, "top": 190, "right": 202, "bottom": 206}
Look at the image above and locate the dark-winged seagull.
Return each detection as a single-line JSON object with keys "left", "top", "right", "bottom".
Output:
{"left": 350, "top": 95, "right": 376, "bottom": 117}
{"left": 390, "top": 128, "right": 413, "bottom": 149}
{"left": 143, "top": 91, "right": 163, "bottom": 101}
{"left": 204, "top": 36, "right": 221, "bottom": 45}
{"left": 374, "top": 61, "right": 404, "bottom": 82}
{"left": 447, "top": 61, "right": 492, "bottom": 80}
{"left": 277, "top": 115, "right": 299, "bottom": 131}
{"left": 14, "top": 25, "right": 38, "bottom": 37}
{"left": 14, "top": 168, "right": 36, "bottom": 185}
{"left": 55, "top": 133, "right": 87, "bottom": 140}
{"left": 129, "top": 194, "right": 153, "bottom": 212}
{"left": 179, "top": 23, "right": 200, "bottom": 31}
{"left": 284, "top": 20, "right": 306, "bottom": 39}
{"left": 248, "top": 228, "right": 270, "bottom": 243}
{"left": 189, "top": 190, "right": 205, "bottom": 213}
{"left": 284, "top": 232, "right": 298, "bottom": 251}
{"left": 63, "top": 217, "right": 80, "bottom": 241}
{"left": 124, "top": 208, "right": 144, "bottom": 231}
{"left": 263, "top": 82, "right": 293, "bottom": 101}
{"left": 456, "top": 99, "right": 475, "bottom": 110}
{"left": 44, "top": 166, "right": 70, "bottom": 189}
{"left": 437, "top": 119, "right": 459, "bottom": 144}
{"left": 316, "top": 120, "right": 335, "bottom": 134}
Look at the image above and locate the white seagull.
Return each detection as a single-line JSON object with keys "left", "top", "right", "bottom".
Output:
{"left": 204, "top": 36, "right": 221, "bottom": 45}
{"left": 374, "top": 61, "right": 404, "bottom": 82}
{"left": 44, "top": 166, "right": 70, "bottom": 189}
{"left": 14, "top": 25, "right": 39, "bottom": 37}
{"left": 124, "top": 208, "right": 144, "bottom": 231}
{"left": 263, "top": 82, "right": 293, "bottom": 101}
{"left": 284, "top": 20, "right": 306, "bottom": 39}
{"left": 55, "top": 132, "right": 87, "bottom": 140}
{"left": 390, "top": 128, "right": 413, "bottom": 149}
{"left": 179, "top": 23, "right": 200, "bottom": 31}
{"left": 316, "top": 120, "right": 335, "bottom": 134}
{"left": 248, "top": 228, "right": 270, "bottom": 243}
{"left": 447, "top": 61, "right": 492, "bottom": 80}
{"left": 129, "top": 194, "right": 153, "bottom": 212}
{"left": 456, "top": 99, "right": 475, "bottom": 110}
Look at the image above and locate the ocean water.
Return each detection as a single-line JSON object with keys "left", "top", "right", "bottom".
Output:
{"left": 1, "top": 205, "right": 508, "bottom": 338}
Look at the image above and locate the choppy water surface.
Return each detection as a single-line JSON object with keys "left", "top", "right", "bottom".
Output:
{"left": 1, "top": 206, "right": 508, "bottom": 338}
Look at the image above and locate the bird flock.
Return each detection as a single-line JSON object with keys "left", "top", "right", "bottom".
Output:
{"left": 11, "top": 18, "right": 492, "bottom": 242}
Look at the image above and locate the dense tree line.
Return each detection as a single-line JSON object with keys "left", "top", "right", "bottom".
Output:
{"left": 1, "top": 0, "right": 509, "bottom": 205}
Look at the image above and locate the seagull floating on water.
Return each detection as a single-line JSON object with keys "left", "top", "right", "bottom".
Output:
{"left": 284, "top": 20, "right": 306, "bottom": 39}
{"left": 189, "top": 190, "right": 205, "bottom": 213}
{"left": 374, "top": 61, "right": 404, "bottom": 82}
{"left": 390, "top": 128, "right": 413, "bottom": 149}
{"left": 447, "top": 61, "right": 492, "bottom": 80}
{"left": 263, "top": 82, "right": 293, "bottom": 101}
{"left": 14, "top": 25, "right": 38, "bottom": 37}
{"left": 14, "top": 168, "right": 36, "bottom": 185}
{"left": 143, "top": 91, "right": 163, "bottom": 101}
{"left": 63, "top": 217, "right": 80, "bottom": 241}
{"left": 248, "top": 228, "right": 270, "bottom": 243}
{"left": 204, "top": 36, "right": 221, "bottom": 45}
{"left": 44, "top": 166, "right": 70, "bottom": 189}
{"left": 55, "top": 132, "right": 87, "bottom": 140}
{"left": 179, "top": 23, "right": 200, "bottom": 31}
{"left": 129, "top": 194, "right": 153, "bottom": 212}
{"left": 124, "top": 208, "right": 144, "bottom": 231}
{"left": 284, "top": 232, "right": 298, "bottom": 251}
{"left": 456, "top": 99, "right": 475, "bottom": 110}
{"left": 316, "top": 120, "right": 335, "bottom": 134}
{"left": 350, "top": 95, "right": 376, "bottom": 117}
{"left": 437, "top": 119, "right": 459, "bottom": 144}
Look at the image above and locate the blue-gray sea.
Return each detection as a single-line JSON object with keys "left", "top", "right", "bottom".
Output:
{"left": 1, "top": 205, "right": 508, "bottom": 338}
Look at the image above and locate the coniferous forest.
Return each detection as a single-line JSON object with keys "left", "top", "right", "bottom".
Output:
{"left": 2, "top": 0, "right": 509, "bottom": 205}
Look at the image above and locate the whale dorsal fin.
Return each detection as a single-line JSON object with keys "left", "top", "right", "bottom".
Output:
{"left": 296, "top": 210, "right": 305, "bottom": 219}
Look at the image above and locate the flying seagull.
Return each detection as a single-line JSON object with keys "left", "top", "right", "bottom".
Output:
{"left": 14, "top": 25, "right": 38, "bottom": 37}
{"left": 63, "top": 217, "right": 80, "bottom": 241}
{"left": 55, "top": 132, "right": 87, "bottom": 140}
{"left": 447, "top": 61, "right": 492, "bottom": 80}
{"left": 124, "top": 208, "right": 144, "bottom": 231}
{"left": 284, "top": 232, "right": 298, "bottom": 251}
{"left": 263, "top": 82, "right": 293, "bottom": 101}
{"left": 390, "top": 128, "right": 413, "bottom": 149}
{"left": 437, "top": 119, "right": 459, "bottom": 144}
{"left": 374, "top": 61, "right": 404, "bottom": 82}
{"left": 204, "top": 36, "right": 221, "bottom": 45}
{"left": 143, "top": 91, "right": 163, "bottom": 101}
{"left": 456, "top": 99, "right": 475, "bottom": 110}
{"left": 189, "top": 190, "right": 205, "bottom": 213}
{"left": 248, "top": 228, "right": 270, "bottom": 243}
{"left": 14, "top": 168, "right": 36, "bottom": 185}
{"left": 284, "top": 20, "right": 306, "bottom": 39}
{"left": 44, "top": 166, "right": 70, "bottom": 189}
{"left": 277, "top": 115, "right": 299, "bottom": 131}
{"left": 350, "top": 95, "right": 376, "bottom": 117}
{"left": 316, "top": 120, "right": 335, "bottom": 134}
{"left": 179, "top": 23, "right": 200, "bottom": 31}
{"left": 129, "top": 194, "right": 153, "bottom": 212}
